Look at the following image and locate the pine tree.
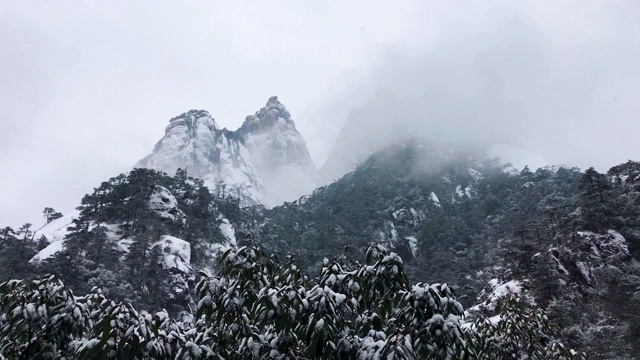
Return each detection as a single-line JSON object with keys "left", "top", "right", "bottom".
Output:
{"left": 42, "top": 207, "right": 63, "bottom": 223}
{"left": 0, "top": 225, "right": 37, "bottom": 282}
{"left": 578, "top": 167, "right": 613, "bottom": 232}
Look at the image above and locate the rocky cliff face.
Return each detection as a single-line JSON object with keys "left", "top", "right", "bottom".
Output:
{"left": 136, "top": 98, "right": 319, "bottom": 206}
{"left": 136, "top": 109, "right": 264, "bottom": 205}
{"left": 238, "top": 96, "right": 320, "bottom": 206}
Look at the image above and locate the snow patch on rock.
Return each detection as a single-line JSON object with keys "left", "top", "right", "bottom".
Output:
{"left": 149, "top": 185, "right": 187, "bottom": 224}
{"left": 578, "top": 230, "right": 630, "bottom": 261}
{"left": 470, "top": 279, "right": 527, "bottom": 314}
{"left": 219, "top": 218, "right": 237, "bottom": 247}
{"left": 405, "top": 236, "right": 418, "bottom": 255}
{"left": 30, "top": 241, "right": 66, "bottom": 263}
{"left": 468, "top": 168, "right": 482, "bottom": 181}
{"left": 429, "top": 192, "right": 441, "bottom": 207}
{"left": 155, "top": 235, "right": 194, "bottom": 280}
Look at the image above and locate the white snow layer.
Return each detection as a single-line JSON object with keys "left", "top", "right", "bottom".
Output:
{"left": 405, "top": 236, "right": 418, "bottom": 255}
{"left": 468, "top": 168, "right": 482, "bottom": 181}
{"left": 470, "top": 279, "right": 524, "bottom": 313}
{"left": 429, "top": 192, "right": 441, "bottom": 207}
{"left": 577, "top": 229, "right": 630, "bottom": 260}
{"left": 155, "top": 235, "right": 194, "bottom": 279}
{"left": 605, "top": 230, "right": 630, "bottom": 258}
{"left": 30, "top": 241, "right": 66, "bottom": 263}
{"left": 31, "top": 184, "right": 189, "bottom": 263}
{"left": 30, "top": 221, "right": 123, "bottom": 263}
{"left": 33, "top": 209, "right": 80, "bottom": 244}
{"left": 455, "top": 185, "right": 472, "bottom": 198}
{"left": 489, "top": 279, "right": 522, "bottom": 299}
{"left": 219, "top": 218, "right": 237, "bottom": 246}
{"left": 29, "top": 210, "right": 80, "bottom": 262}
{"left": 241, "top": 103, "right": 320, "bottom": 206}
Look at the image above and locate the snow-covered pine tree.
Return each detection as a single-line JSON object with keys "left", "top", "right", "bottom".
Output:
{"left": 1, "top": 244, "right": 586, "bottom": 359}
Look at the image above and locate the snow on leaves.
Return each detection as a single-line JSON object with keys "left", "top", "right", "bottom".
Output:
{"left": 467, "top": 297, "right": 586, "bottom": 360}
{"left": 0, "top": 245, "right": 584, "bottom": 360}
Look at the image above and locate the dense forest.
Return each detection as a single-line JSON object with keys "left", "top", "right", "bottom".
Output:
{"left": 1, "top": 142, "right": 640, "bottom": 358}
{"left": 1, "top": 246, "right": 583, "bottom": 359}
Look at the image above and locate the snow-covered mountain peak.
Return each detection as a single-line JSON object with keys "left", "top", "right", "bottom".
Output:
{"left": 137, "top": 109, "right": 264, "bottom": 205}
{"left": 238, "top": 96, "right": 294, "bottom": 134}
{"left": 238, "top": 97, "right": 314, "bottom": 167}
{"left": 136, "top": 97, "right": 320, "bottom": 207}
{"left": 266, "top": 95, "right": 281, "bottom": 106}
{"left": 167, "top": 109, "right": 219, "bottom": 133}
{"left": 237, "top": 97, "right": 320, "bottom": 206}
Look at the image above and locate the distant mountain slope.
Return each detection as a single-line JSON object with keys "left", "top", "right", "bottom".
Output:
{"left": 319, "top": 94, "right": 550, "bottom": 182}
{"left": 137, "top": 97, "right": 319, "bottom": 207}
{"left": 248, "top": 141, "right": 640, "bottom": 358}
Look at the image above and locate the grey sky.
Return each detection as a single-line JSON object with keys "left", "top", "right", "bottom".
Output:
{"left": 1, "top": 1, "right": 639, "bottom": 228}
{"left": 320, "top": 1, "right": 640, "bottom": 179}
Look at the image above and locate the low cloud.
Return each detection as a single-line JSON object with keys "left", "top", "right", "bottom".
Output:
{"left": 316, "top": 1, "right": 640, "bottom": 179}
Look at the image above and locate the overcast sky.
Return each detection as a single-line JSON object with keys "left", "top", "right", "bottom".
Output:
{"left": 2, "top": 1, "right": 639, "bottom": 228}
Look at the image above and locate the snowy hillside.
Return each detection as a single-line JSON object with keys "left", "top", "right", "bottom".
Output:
{"left": 321, "top": 130, "right": 551, "bottom": 184}
{"left": 15, "top": 168, "right": 245, "bottom": 318}
{"left": 33, "top": 210, "right": 80, "bottom": 245}
{"left": 136, "top": 97, "right": 319, "bottom": 207}
{"left": 318, "top": 95, "right": 552, "bottom": 182}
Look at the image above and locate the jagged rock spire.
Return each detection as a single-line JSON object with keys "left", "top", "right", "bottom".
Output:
{"left": 266, "top": 95, "right": 280, "bottom": 106}
{"left": 136, "top": 97, "right": 320, "bottom": 207}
